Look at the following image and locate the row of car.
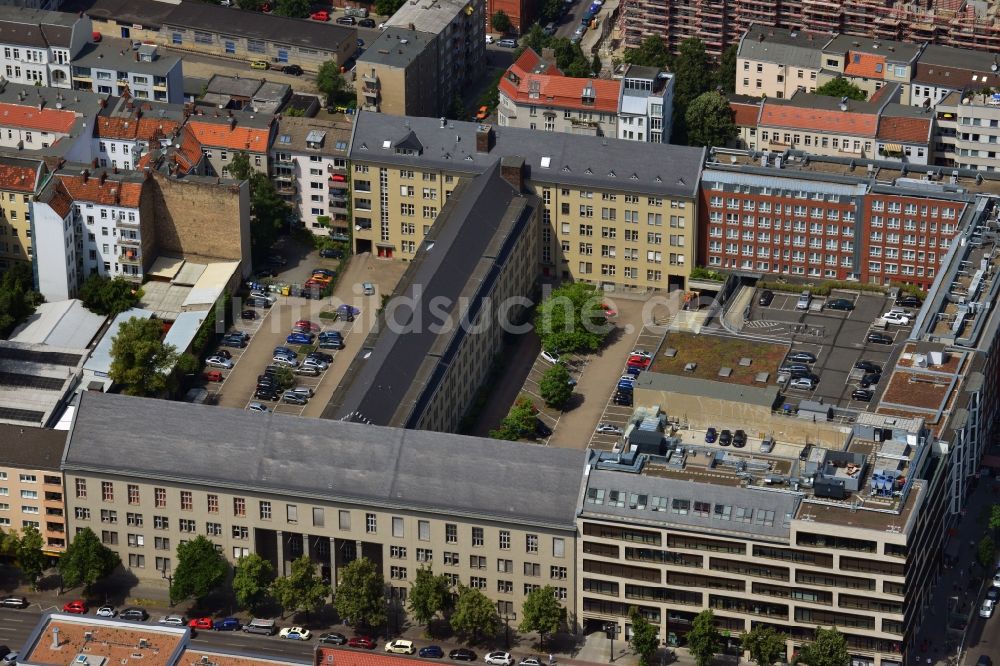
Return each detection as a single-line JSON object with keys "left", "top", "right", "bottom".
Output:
{"left": 613, "top": 350, "right": 652, "bottom": 408}
{"left": 979, "top": 567, "right": 1000, "bottom": 618}
{"left": 705, "top": 427, "right": 748, "bottom": 447}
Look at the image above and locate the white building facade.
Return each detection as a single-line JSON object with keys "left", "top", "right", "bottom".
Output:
{"left": 0, "top": 7, "right": 90, "bottom": 89}
{"left": 616, "top": 65, "right": 674, "bottom": 144}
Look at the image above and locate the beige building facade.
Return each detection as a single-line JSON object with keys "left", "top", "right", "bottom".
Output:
{"left": 0, "top": 424, "right": 68, "bottom": 554}
{"left": 0, "top": 156, "right": 44, "bottom": 269}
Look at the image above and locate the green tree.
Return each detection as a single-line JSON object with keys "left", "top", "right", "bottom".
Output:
{"left": 490, "top": 395, "right": 538, "bottom": 440}
{"left": 990, "top": 503, "right": 1000, "bottom": 536}
{"left": 175, "top": 352, "right": 201, "bottom": 377}
{"left": 687, "top": 610, "right": 721, "bottom": 666}
{"left": 0, "top": 263, "right": 43, "bottom": 337}
{"left": 316, "top": 61, "right": 347, "bottom": 105}
{"left": 15, "top": 525, "right": 46, "bottom": 590}
{"left": 109, "top": 317, "right": 179, "bottom": 396}
{"left": 374, "top": 0, "right": 406, "bottom": 16}
{"left": 450, "top": 585, "right": 501, "bottom": 641}
{"left": 233, "top": 552, "right": 273, "bottom": 612}
{"left": 628, "top": 607, "right": 659, "bottom": 666}
{"left": 520, "top": 24, "right": 549, "bottom": 54}
{"left": 538, "top": 0, "right": 564, "bottom": 23}
{"left": 334, "top": 557, "right": 385, "bottom": 629}
{"left": 535, "top": 282, "right": 610, "bottom": 353}
{"left": 550, "top": 38, "right": 590, "bottom": 77}
{"left": 978, "top": 535, "right": 996, "bottom": 569}
{"left": 407, "top": 567, "right": 452, "bottom": 629}
{"left": 623, "top": 35, "right": 671, "bottom": 69}
{"left": 519, "top": 585, "right": 563, "bottom": 647}
{"left": 273, "top": 0, "right": 310, "bottom": 17}
{"left": 539, "top": 363, "right": 573, "bottom": 409}
{"left": 58, "top": 528, "right": 120, "bottom": 594}
{"left": 274, "top": 366, "right": 295, "bottom": 390}
{"left": 685, "top": 91, "right": 737, "bottom": 148}
{"left": 170, "top": 535, "right": 227, "bottom": 604}
{"left": 742, "top": 625, "right": 787, "bottom": 666}
{"left": 226, "top": 151, "right": 254, "bottom": 181}
{"left": 491, "top": 10, "right": 512, "bottom": 34}
{"left": 249, "top": 173, "right": 292, "bottom": 264}
{"left": 714, "top": 44, "right": 737, "bottom": 93}
{"left": 798, "top": 627, "right": 849, "bottom": 666}
{"left": 271, "top": 555, "right": 331, "bottom": 618}
{"left": 236, "top": 0, "right": 264, "bottom": 9}
{"left": 592, "top": 53, "right": 603, "bottom": 77}
{"left": 814, "top": 77, "right": 867, "bottom": 101}
{"left": 79, "top": 275, "right": 143, "bottom": 317}
{"left": 673, "top": 37, "right": 712, "bottom": 109}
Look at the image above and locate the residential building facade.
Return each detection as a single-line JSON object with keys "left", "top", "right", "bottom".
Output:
{"left": 616, "top": 65, "right": 673, "bottom": 144}
{"left": 736, "top": 25, "right": 830, "bottom": 99}
{"left": 0, "top": 6, "right": 90, "bottom": 89}
{"left": 0, "top": 424, "right": 67, "bottom": 553}
{"left": 92, "top": 94, "right": 184, "bottom": 171}
{"left": 0, "top": 155, "right": 44, "bottom": 269}
{"left": 910, "top": 45, "right": 1000, "bottom": 109}
{"left": 71, "top": 42, "right": 184, "bottom": 104}
{"left": 933, "top": 91, "right": 1000, "bottom": 171}
{"left": 186, "top": 111, "right": 274, "bottom": 178}
{"left": 817, "top": 35, "right": 922, "bottom": 105}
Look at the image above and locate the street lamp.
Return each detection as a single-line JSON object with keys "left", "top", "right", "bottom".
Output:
{"left": 606, "top": 623, "right": 618, "bottom": 663}
{"left": 161, "top": 568, "right": 174, "bottom": 608}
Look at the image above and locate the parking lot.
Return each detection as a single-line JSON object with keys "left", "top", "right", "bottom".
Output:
{"left": 518, "top": 351, "right": 587, "bottom": 444}
{"left": 745, "top": 288, "right": 915, "bottom": 410}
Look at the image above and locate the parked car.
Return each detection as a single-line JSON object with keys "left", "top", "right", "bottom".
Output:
{"left": 319, "top": 633, "right": 348, "bottom": 645}
{"left": 540, "top": 350, "right": 561, "bottom": 364}
{"left": 980, "top": 599, "right": 995, "bottom": 618}
{"left": 825, "top": 298, "right": 855, "bottom": 311}
{"left": 63, "top": 600, "right": 87, "bottom": 614}
{"left": 120, "top": 607, "right": 149, "bottom": 621}
{"left": 896, "top": 294, "right": 922, "bottom": 308}
{"left": 282, "top": 392, "right": 308, "bottom": 405}
{"left": 719, "top": 429, "right": 733, "bottom": 446}
{"left": 307, "top": 351, "right": 333, "bottom": 363}
{"left": 977, "top": 657, "right": 993, "bottom": 666}
{"left": 733, "top": 429, "right": 747, "bottom": 448}
{"left": 319, "top": 339, "right": 345, "bottom": 350}
{"left": 335, "top": 304, "right": 361, "bottom": 317}
{"left": 302, "top": 358, "right": 328, "bottom": 370}
{"left": 313, "top": 269, "right": 337, "bottom": 278}
{"left": 854, "top": 360, "right": 882, "bottom": 374}
{"left": 867, "top": 332, "right": 893, "bottom": 345}
{"left": 250, "top": 290, "right": 276, "bottom": 303}
{"left": 240, "top": 309, "right": 257, "bottom": 320}
{"left": 385, "top": 640, "right": 415, "bottom": 655}
{"left": 159, "top": 615, "right": 186, "bottom": 626}
{"left": 274, "top": 345, "right": 297, "bottom": 356}
{"left": 213, "top": 617, "right": 241, "bottom": 631}
{"left": 790, "top": 377, "right": 816, "bottom": 390}
{"left": 787, "top": 351, "right": 816, "bottom": 363}
{"left": 520, "top": 658, "right": 544, "bottom": 666}
{"left": 630, "top": 349, "right": 651, "bottom": 359}
{"left": 320, "top": 247, "right": 344, "bottom": 259}
{"left": 286, "top": 333, "right": 314, "bottom": 345}
{"left": 336, "top": 15, "right": 356, "bottom": 24}
{"left": 993, "top": 567, "right": 1000, "bottom": 587}
{"left": 795, "top": 290, "right": 812, "bottom": 310}
{"left": 297, "top": 365, "right": 321, "bottom": 376}
{"left": 247, "top": 402, "right": 269, "bottom": 413}
{"left": 881, "top": 311, "right": 910, "bottom": 325}
{"left": 534, "top": 419, "right": 553, "bottom": 438}
{"left": 596, "top": 423, "right": 623, "bottom": 435}
{"left": 348, "top": 636, "right": 376, "bottom": 649}
{"left": 485, "top": 653, "right": 514, "bottom": 666}
{"left": 294, "top": 320, "right": 321, "bottom": 332}
{"left": 613, "top": 392, "right": 632, "bottom": 406}
{"left": 188, "top": 617, "right": 212, "bottom": 630}
{"left": 497, "top": 38, "right": 517, "bottom": 48}
{"left": 280, "top": 627, "right": 312, "bottom": 640}
{"left": 250, "top": 60, "right": 269, "bottom": 70}
{"left": 363, "top": 281, "right": 376, "bottom": 295}
{"left": 475, "top": 105, "right": 489, "bottom": 121}
{"left": 758, "top": 289, "right": 774, "bottom": 306}
{"left": 779, "top": 363, "right": 810, "bottom": 376}
{"left": 272, "top": 355, "right": 299, "bottom": 367}
{"left": 220, "top": 336, "right": 247, "bottom": 348}
{"left": 359, "top": 17, "right": 376, "bottom": 27}
{"left": 95, "top": 606, "right": 116, "bottom": 617}
{"left": 705, "top": 427, "right": 718, "bottom": 443}
{"left": 420, "top": 646, "right": 445, "bottom": 659}
{"left": 206, "top": 355, "right": 233, "bottom": 369}
{"left": 449, "top": 650, "right": 477, "bottom": 662}
{"left": 0, "top": 597, "right": 27, "bottom": 609}
{"left": 309, "top": 10, "right": 329, "bottom": 20}
{"left": 860, "top": 372, "right": 881, "bottom": 388}
{"left": 851, "top": 388, "right": 874, "bottom": 402}
{"left": 282, "top": 64, "right": 303, "bottom": 75}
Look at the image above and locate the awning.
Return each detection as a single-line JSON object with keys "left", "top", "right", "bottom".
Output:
{"left": 881, "top": 143, "right": 903, "bottom": 153}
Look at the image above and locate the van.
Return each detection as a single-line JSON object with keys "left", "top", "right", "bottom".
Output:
{"left": 497, "top": 38, "right": 517, "bottom": 48}
{"left": 243, "top": 618, "right": 276, "bottom": 635}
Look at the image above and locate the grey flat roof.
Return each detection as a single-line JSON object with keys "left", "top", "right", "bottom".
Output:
{"left": 65, "top": 392, "right": 586, "bottom": 529}
{"left": 822, "top": 34, "right": 922, "bottom": 62}
{"left": 163, "top": 2, "right": 355, "bottom": 51}
{"left": 738, "top": 25, "right": 831, "bottom": 69}
{"left": 917, "top": 44, "right": 1000, "bottom": 71}
{"left": 206, "top": 74, "right": 264, "bottom": 99}
{"left": 0, "top": 424, "right": 66, "bottom": 471}
{"left": 349, "top": 112, "right": 704, "bottom": 198}
{"left": 636, "top": 372, "right": 780, "bottom": 408}
{"left": 358, "top": 28, "right": 435, "bottom": 69}
{"left": 73, "top": 42, "right": 181, "bottom": 76}
{"left": 386, "top": 0, "right": 468, "bottom": 34}
{"left": 9, "top": 300, "right": 106, "bottom": 349}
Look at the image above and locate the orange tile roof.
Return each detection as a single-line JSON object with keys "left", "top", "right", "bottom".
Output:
{"left": 0, "top": 163, "right": 40, "bottom": 192}
{"left": 878, "top": 115, "right": 931, "bottom": 143}
{"left": 498, "top": 47, "right": 618, "bottom": 113}
{"left": 172, "top": 125, "right": 204, "bottom": 173}
{"left": 844, "top": 52, "right": 886, "bottom": 79}
{"left": 730, "top": 101, "right": 761, "bottom": 127}
{"left": 510, "top": 47, "right": 560, "bottom": 77}
{"left": 59, "top": 172, "right": 144, "bottom": 208}
{"left": 759, "top": 101, "right": 879, "bottom": 136}
{"left": 45, "top": 180, "right": 73, "bottom": 218}
{"left": 187, "top": 118, "right": 271, "bottom": 152}
{"left": 0, "top": 103, "right": 77, "bottom": 134}
{"left": 26, "top": 618, "right": 183, "bottom": 666}
{"left": 95, "top": 115, "right": 181, "bottom": 142}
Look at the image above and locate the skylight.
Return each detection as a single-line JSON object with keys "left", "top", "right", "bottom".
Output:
{"left": 540, "top": 156, "right": 551, "bottom": 168}
{"left": 382, "top": 140, "right": 391, "bottom": 149}
{"left": 278, "top": 134, "right": 291, "bottom": 144}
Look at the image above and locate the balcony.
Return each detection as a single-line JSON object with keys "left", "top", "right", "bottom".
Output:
{"left": 119, "top": 236, "right": 141, "bottom": 246}
{"left": 120, "top": 251, "right": 141, "bottom": 264}
{"left": 275, "top": 183, "right": 297, "bottom": 195}
{"left": 362, "top": 72, "right": 378, "bottom": 85}
{"left": 329, "top": 177, "right": 349, "bottom": 190}
{"left": 362, "top": 87, "right": 378, "bottom": 100}
{"left": 362, "top": 103, "right": 378, "bottom": 112}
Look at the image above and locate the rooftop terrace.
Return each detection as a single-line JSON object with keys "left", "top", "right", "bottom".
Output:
{"left": 650, "top": 331, "right": 788, "bottom": 386}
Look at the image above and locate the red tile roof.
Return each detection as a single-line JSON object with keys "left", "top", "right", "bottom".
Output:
{"left": 0, "top": 163, "right": 40, "bottom": 192}
{"left": 95, "top": 115, "right": 181, "bottom": 142}
{"left": 187, "top": 119, "right": 271, "bottom": 152}
{"left": 730, "top": 101, "right": 761, "bottom": 127}
{"left": 759, "top": 101, "right": 879, "bottom": 136}
{"left": 510, "top": 47, "right": 560, "bottom": 77}
{"left": 844, "top": 52, "right": 886, "bottom": 79}
{"left": 45, "top": 180, "right": 73, "bottom": 219}
{"left": 172, "top": 125, "right": 204, "bottom": 173}
{"left": 59, "top": 173, "right": 143, "bottom": 208}
{"left": 498, "top": 47, "right": 618, "bottom": 113}
{"left": 878, "top": 115, "right": 931, "bottom": 143}
{"left": 0, "top": 103, "right": 76, "bottom": 134}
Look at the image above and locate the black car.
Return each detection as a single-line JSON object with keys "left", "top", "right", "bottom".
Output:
{"left": 308, "top": 351, "right": 334, "bottom": 363}
{"left": 733, "top": 429, "right": 747, "bottom": 448}
{"left": 780, "top": 363, "right": 810, "bottom": 375}
{"left": 896, "top": 294, "right": 922, "bottom": 308}
{"left": 449, "top": 650, "right": 477, "bottom": 662}
{"left": 825, "top": 298, "right": 855, "bottom": 311}
{"left": 240, "top": 309, "right": 257, "bottom": 320}
{"left": 320, "top": 633, "right": 348, "bottom": 645}
{"left": 120, "top": 607, "right": 148, "bottom": 622}
{"left": 854, "top": 360, "right": 882, "bottom": 374}
{"left": 214, "top": 349, "right": 232, "bottom": 360}
{"left": 976, "top": 656, "right": 993, "bottom": 666}
{"left": 719, "top": 429, "right": 733, "bottom": 446}
{"left": 786, "top": 351, "right": 816, "bottom": 364}
{"left": 613, "top": 392, "right": 632, "bottom": 406}
{"left": 359, "top": 17, "right": 376, "bottom": 27}
{"left": 852, "top": 388, "right": 874, "bottom": 402}
{"left": 535, "top": 419, "right": 553, "bottom": 437}
{"left": 860, "top": 372, "right": 881, "bottom": 388}
{"left": 0, "top": 597, "right": 27, "bottom": 609}
{"left": 758, "top": 289, "right": 774, "bottom": 306}
{"left": 336, "top": 15, "right": 356, "bottom": 24}
{"left": 282, "top": 64, "right": 303, "bottom": 76}
{"left": 247, "top": 297, "right": 273, "bottom": 309}
{"left": 320, "top": 247, "right": 344, "bottom": 259}
{"left": 256, "top": 389, "right": 280, "bottom": 401}
{"left": 867, "top": 331, "right": 893, "bottom": 345}
{"left": 220, "top": 336, "right": 247, "bottom": 349}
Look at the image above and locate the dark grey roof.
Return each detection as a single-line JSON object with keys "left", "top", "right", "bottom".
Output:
{"left": 86, "top": 0, "right": 177, "bottom": 29}
{"left": 738, "top": 25, "right": 832, "bottom": 69}
{"left": 206, "top": 74, "right": 264, "bottom": 99}
{"left": 359, "top": 28, "right": 435, "bottom": 69}
{"left": 163, "top": 2, "right": 355, "bottom": 51}
{"left": 349, "top": 112, "right": 704, "bottom": 198}
{"left": 822, "top": 34, "right": 923, "bottom": 63}
{"left": 326, "top": 162, "right": 537, "bottom": 427}
{"left": 636, "top": 372, "right": 780, "bottom": 408}
{"left": 0, "top": 6, "right": 79, "bottom": 48}
{"left": 0, "top": 424, "right": 65, "bottom": 471}
{"left": 623, "top": 64, "right": 661, "bottom": 80}
{"left": 73, "top": 42, "right": 181, "bottom": 76}
{"left": 64, "top": 392, "right": 585, "bottom": 529}
{"left": 918, "top": 44, "right": 1000, "bottom": 72}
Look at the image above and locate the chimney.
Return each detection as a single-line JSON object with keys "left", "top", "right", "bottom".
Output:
{"left": 475, "top": 124, "right": 494, "bottom": 153}
{"left": 37, "top": 99, "right": 44, "bottom": 110}
{"left": 440, "top": 116, "right": 447, "bottom": 128}
{"left": 230, "top": 117, "right": 237, "bottom": 130}
{"left": 91, "top": 158, "right": 98, "bottom": 168}
{"left": 99, "top": 171, "right": 107, "bottom": 185}
{"left": 81, "top": 169, "right": 89, "bottom": 183}
{"left": 52, "top": 627, "right": 60, "bottom": 649}
{"left": 500, "top": 156, "right": 525, "bottom": 192}
{"left": 542, "top": 47, "right": 555, "bottom": 62}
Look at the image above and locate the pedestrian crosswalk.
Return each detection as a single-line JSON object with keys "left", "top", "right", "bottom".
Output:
{"left": 744, "top": 319, "right": 783, "bottom": 329}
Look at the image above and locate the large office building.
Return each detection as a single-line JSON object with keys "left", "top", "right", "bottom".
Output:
{"left": 347, "top": 112, "right": 704, "bottom": 293}
{"left": 63, "top": 391, "right": 584, "bottom": 618}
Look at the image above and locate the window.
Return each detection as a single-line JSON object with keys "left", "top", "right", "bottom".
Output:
{"left": 207, "top": 495, "right": 219, "bottom": 513}
{"left": 418, "top": 520, "right": 430, "bottom": 541}
{"left": 313, "top": 507, "right": 325, "bottom": 527}
{"left": 127, "top": 512, "right": 143, "bottom": 527}
{"left": 180, "top": 491, "right": 192, "bottom": 511}
{"left": 102, "top": 481, "right": 114, "bottom": 502}
{"left": 339, "top": 510, "right": 351, "bottom": 530}
{"left": 551, "top": 566, "right": 567, "bottom": 580}
{"left": 156, "top": 557, "right": 172, "bottom": 572}
{"left": 498, "top": 558, "right": 513, "bottom": 573}
{"left": 75, "top": 507, "right": 90, "bottom": 520}
{"left": 75, "top": 479, "right": 86, "bottom": 499}
{"left": 102, "top": 530, "right": 118, "bottom": 545}
{"left": 100, "top": 509, "right": 117, "bottom": 523}
{"left": 499, "top": 530, "right": 511, "bottom": 550}
{"left": 416, "top": 548, "right": 433, "bottom": 562}
{"left": 19, "top": 474, "right": 35, "bottom": 483}
{"left": 179, "top": 519, "right": 196, "bottom": 533}
{"left": 470, "top": 577, "right": 487, "bottom": 590}
{"left": 128, "top": 553, "right": 145, "bottom": 568}
{"left": 472, "top": 527, "right": 484, "bottom": 547}
{"left": 390, "top": 545, "right": 407, "bottom": 559}
{"left": 366, "top": 513, "right": 377, "bottom": 533}
{"left": 390, "top": 566, "right": 408, "bottom": 580}
{"left": 155, "top": 487, "right": 166, "bottom": 508}
{"left": 446, "top": 523, "right": 457, "bottom": 543}
{"left": 527, "top": 534, "right": 539, "bottom": 553}
{"left": 259, "top": 501, "right": 271, "bottom": 520}
{"left": 553, "top": 537, "right": 565, "bottom": 558}
{"left": 234, "top": 497, "right": 246, "bottom": 516}
{"left": 393, "top": 516, "right": 404, "bottom": 537}
{"left": 128, "top": 533, "right": 144, "bottom": 548}
{"left": 155, "top": 537, "right": 170, "bottom": 550}
{"left": 286, "top": 504, "right": 298, "bottom": 523}
{"left": 232, "top": 526, "right": 248, "bottom": 539}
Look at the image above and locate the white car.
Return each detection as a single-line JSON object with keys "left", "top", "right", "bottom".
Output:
{"left": 159, "top": 615, "right": 186, "bottom": 626}
{"left": 541, "top": 350, "right": 561, "bottom": 364}
{"left": 790, "top": 377, "right": 816, "bottom": 390}
{"left": 596, "top": 423, "right": 624, "bottom": 435}
{"left": 485, "top": 653, "right": 514, "bottom": 666}
{"left": 248, "top": 402, "right": 268, "bottom": 413}
{"left": 993, "top": 568, "right": 1000, "bottom": 587}
{"left": 280, "top": 627, "right": 312, "bottom": 640}
{"left": 485, "top": 34, "right": 494, "bottom": 44}
{"left": 385, "top": 640, "right": 415, "bottom": 655}
{"left": 630, "top": 350, "right": 651, "bottom": 359}
{"left": 302, "top": 358, "right": 328, "bottom": 370}
{"left": 272, "top": 356, "right": 299, "bottom": 367}
{"left": 618, "top": 375, "right": 636, "bottom": 384}
{"left": 980, "top": 599, "right": 995, "bottom": 618}
{"left": 96, "top": 606, "right": 116, "bottom": 618}
{"left": 881, "top": 312, "right": 910, "bottom": 325}
{"left": 206, "top": 356, "right": 233, "bottom": 369}
{"left": 250, "top": 290, "right": 276, "bottom": 303}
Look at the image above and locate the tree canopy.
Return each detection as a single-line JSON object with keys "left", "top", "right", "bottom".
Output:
{"left": 742, "top": 625, "right": 787, "bottom": 666}
{"left": 375, "top": 0, "right": 406, "bottom": 16}
{"left": 535, "top": 282, "right": 610, "bottom": 353}
{"left": 16, "top": 525, "right": 47, "bottom": 590}
{"left": 317, "top": 61, "right": 348, "bottom": 105}
{"left": 170, "top": 535, "right": 228, "bottom": 604}
{"left": 109, "top": 317, "right": 179, "bottom": 396}
{"left": 687, "top": 610, "right": 721, "bottom": 666}
{"left": 273, "top": 0, "right": 310, "bottom": 17}
{"left": 491, "top": 10, "right": 512, "bottom": 34}
{"left": 628, "top": 608, "right": 660, "bottom": 666}
{"left": 538, "top": 0, "right": 564, "bottom": 24}
{"left": 623, "top": 35, "right": 671, "bottom": 69}
{"left": 490, "top": 395, "right": 538, "bottom": 440}
{"left": 271, "top": 555, "right": 330, "bottom": 618}
{"left": 249, "top": 172, "right": 291, "bottom": 264}
{"left": 408, "top": 567, "right": 452, "bottom": 628}
{"left": 539, "top": 363, "right": 573, "bottom": 409}
{"left": 450, "top": 585, "right": 500, "bottom": 640}
{"left": 685, "top": 91, "right": 737, "bottom": 148}
{"left": 715, "top": 44, "right": 737, "bottom": 94}
{"left": 79, "top": 275, "right": 143, "bottom": 316}
{"left": 797, "top": 627, "right": 849, "bottom": 666}
{"left": 519, "top": 586, "right": 562, "bottom": 646}
{"left": 334, "top": 557, "right": 386, "bottom": 629}
{"left": 0, "top": 263, "right": 43, "bottom": 338}
{"left": 58, "top": 528, "right": 120, "bottom": 593}
{"left": 233, "top": 552, "right": 273, "bottom": 612}
{"left": 226, "top": 151, "right": 254, "bottom": 181}
{"left": 978, "top": 535, "right": 995, "bottom": 569}
{"left": 814, "top": 77, "right": 867, "bottom": 101}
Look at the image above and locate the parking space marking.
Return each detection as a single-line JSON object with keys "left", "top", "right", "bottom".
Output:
{"left": 205, "top": 304, "right": 272, "bottom": 399}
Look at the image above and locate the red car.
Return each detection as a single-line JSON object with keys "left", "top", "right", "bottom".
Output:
{"left": 348, "top": 636, "right": 376, "bottom": 650}
{"left": 310, "top": 10, "right": 330, "bottom": 20}
{"left": 627, "top": 355, "right": 651, "bottom": 368}
{"left": 189, "top": 617, "right": 213, "bottom": 630}
{"left": 294, "top": 320, "right": 321, "bottom": 332}
{"left": 63, "top": 600, "right": 88, "bottom": 614}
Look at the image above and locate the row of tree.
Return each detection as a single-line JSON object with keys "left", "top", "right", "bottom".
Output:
{"left": 0, "top": 263, "right": 43, "bottom": 339}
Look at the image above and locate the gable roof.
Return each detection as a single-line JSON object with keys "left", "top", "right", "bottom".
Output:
{"left": 0, "top": 6, "right": 80, "bottom": 49}
{"left": 498, "top": 48, "right": 619, "bottom": 114}
{"left": 730, "top": 99, "right": 762, "bottom": 127}
{"left": 877, "top": 115, "right": 932, "bottom": 143}
{"left": 186, "top": 117, "right": 272, "bottom": 152}
{"left": 844, "top": 51, "right": 887, "bottom": 79}
{"left": 759, "top": 97, "right": 879, "bottom": 136}
{"left": 59, "top": 172, "right": 144, "bottom": 208}
{"left": 0, "top": 157, "right": 42, "bottom": 193}
{"left": 95, "top": 114, "right": 181, "bottom": 142}
{"left": 738, "top": 25, "right": 832, "bottom": 69}
{"left": 0, "top": 102, "right": 77, "bottom": 134}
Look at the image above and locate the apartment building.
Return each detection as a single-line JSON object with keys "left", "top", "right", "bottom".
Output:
{"left": 92, "top": 94, "right": 184, "bottom": 171}
{"left": 817, "top": 35, "right": 922, "bottom": 104}
{"left": 736, "top": 25, "right": 830, "bottom": 99}
{"left": 0, "top": 155, "right": 45, "bottom": 269}
{"left": 64, "top": 391, "right": 583, "bottom": 617}
{"left": 497, "top": 48, "right": 619, "bottom": 138}
{"left": 185, "top": 110, "right": 274, "bottom": 177}
{"left": 910, "top": 45, "right": 1000, "bottom": 109}
{"left": 0, "top": 6, "right": 90, "bottom": 89}
{"left": 933, "top": 91, "right": 1000, "bottom": 171}
{"left": 0, "top": 424, "right": 67, "bottom": 553}
{"left": 71, "top": 42, "right": 183, "bottom": 104}
{"left": 325, "top": 161, "right": 540, "bottom": 432}
{"left": 271, "top": 116, "right": 351, "bottom": 236}
{"left": 358, "top": 0, "right": 485, "bottom": 118}
{"left": 0, "top": 82, "right": 101, "bottom": 160}
{"left": 616, "top": 65, "right": 674, "bottom": 144}
{"left": 348, "top": 112, "right": 704, "bottom": 293}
